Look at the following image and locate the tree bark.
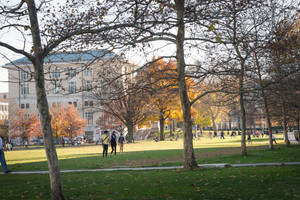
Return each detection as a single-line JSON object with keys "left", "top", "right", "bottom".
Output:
{"left": 27, "top": 1, "right": 64, "bottom": 199}
{"left": 175, "top": 0, "right": 198, "bottom": 169}
{"left": 255, "top": 53, "right": 273, "bottom": 149}
{"left": 126, "top": 120, "right": 134, "bottom": 143}
{"left": 159, "top": 110, "right": 165, "bottom": 141}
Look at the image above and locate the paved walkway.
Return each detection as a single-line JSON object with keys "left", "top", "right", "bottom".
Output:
{"left": 1, "top": 162, "right": 300, "bottom": 175}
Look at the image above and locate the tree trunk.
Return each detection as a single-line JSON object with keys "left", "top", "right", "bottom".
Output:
{"left": 239, "top": 88, "right": 247, "bottom": 156}
{"left": 255, "top": 51, "right": 273, "bottom": 150}
{"left": 126, "top": 120, "right": 134, "bottom": 143}
{"left": 27, "top": 1, "right": 64, "bottom": 199}
{"left": 282, "top": 105, "right": 290, "bottom": 146}
{"left": 159, "top": 110, "right": 165, "bottom": 141}
{"left": 238, "top": 60, "right": 247, "bottom": 156}
{"left": 175, "top": 0, "right": 198, "bottom": 169}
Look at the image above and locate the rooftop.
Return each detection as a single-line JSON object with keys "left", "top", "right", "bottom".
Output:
{"left": 5, "top": 50, "right": 114, "bottom": 65}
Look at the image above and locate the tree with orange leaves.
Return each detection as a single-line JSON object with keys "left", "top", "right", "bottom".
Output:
{"left": 27, "top": 114, "right": 42, "bottom": 138}
{"left": 50, "top": 104, "right": 86, "bottom": 142}
{"left": 63, "top": 105, "right": 86, "bottom": 140}
{"left": 8, "top": 107, "right": 41, "bottom": 144}
{"left": 146, "top": 58, "right": 179, "bottom": 140}
{"left": 145, "top": 58, "right": 198, "bottom": 140}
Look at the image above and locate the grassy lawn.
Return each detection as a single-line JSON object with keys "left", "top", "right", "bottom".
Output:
{"left": 1, "top": 166, "right": 300, "bottom": 199}
{"left": 4, "top": 134, "right": 298, "bottom": 171}
{"left": 1, "top": 134, "right": 300, "bottom": 199}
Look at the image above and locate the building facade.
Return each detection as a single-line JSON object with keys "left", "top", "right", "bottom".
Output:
{"left": 5, "top": 50, "right": 134, "bottom": 141}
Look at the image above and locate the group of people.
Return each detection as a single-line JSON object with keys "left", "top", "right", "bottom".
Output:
{"left": 100, "top": 131, "right": 125, "bottom": 158}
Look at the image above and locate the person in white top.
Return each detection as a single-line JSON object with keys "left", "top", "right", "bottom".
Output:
{"left": 0, "top": 136, "right": 10, "bottom": 173}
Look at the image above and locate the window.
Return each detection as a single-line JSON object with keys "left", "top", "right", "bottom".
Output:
{"left": 21, "top": 83, "right": 29, "bottom": 96}
{"left": 73, "top": 102, "right": 77, "bottom": 107}
{"left": 68, "top": 81, "right": 76, "bottom": 93}
{"left": 85, "top": 80, "right": 92, "bottom": 90}
{"left": 69, "top": 68, "right": 76, "bottom": 78}
{"left": 52, "top": 68, "right": 60, "bottom": 78}
{"left": 26, "top": 103, "right": 30, "bottom": 109}
{"left": 68, "top": 102, "right": 72, "bottom": 105}
{"left": 84, "top": 101, "right": 88, "bottom": 106}
{"left": 84, "top": 68, "right": 92, "bottom": 76}
{"left": 89, "top": 101, "right": 93, "bottom": 107}
{"left": 85, "top": 112, "right": 93, "bottom": 125}
{"left": 21, "top": 104, "right": 25, "bottom": 109}
{"left": 21, "top": 71, "right": 29, "bottom": 80}
{"left": 25, "top": 113, "right": 30, "bottom": 120}
{"left": 3, "top": 94, "right": 7, "bottom": 99}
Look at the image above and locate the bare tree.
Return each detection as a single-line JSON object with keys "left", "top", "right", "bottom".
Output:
{"left": 0, "top": 1, "right": 137, "bottom": 199}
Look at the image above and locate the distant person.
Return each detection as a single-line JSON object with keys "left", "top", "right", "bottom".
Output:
{"left": 220, "top": 131, "right": 225, "bottom": 139}
{"left": 247, "top": 132, "right": 252, "bottom": 144}
{"left": 101, "top": 130, "right": 110, "bottom": 158}
{"left": 24, "top": 140, "right": 28, "bottom": 148}
{"left": 118, "top": 133, "right": 125, "bottom": 153}
{"left": 62, "top": 138, "right": 65, "bottom": 147}
{"left": 214, "top": 131, "right": 217, "bottom": 138}
{"left": 0, "top": 136, "right": 11, "bottom": 173}
{"left": 110, "top": 131, "right": 117, "bottom": 156}
{"left": 272, "top": 134, "right": 277, "bottom": 144}
{"left": 209, "top": 131, "right": 213, "bottom": 139}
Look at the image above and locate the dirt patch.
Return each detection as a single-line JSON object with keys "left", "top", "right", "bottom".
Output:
{"left": 112, "top": 146, "right": 267, "bottom": 168}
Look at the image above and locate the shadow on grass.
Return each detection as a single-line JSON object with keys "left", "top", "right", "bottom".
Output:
{"left": 6, "top": 145, "right": 300, "bottom": 172}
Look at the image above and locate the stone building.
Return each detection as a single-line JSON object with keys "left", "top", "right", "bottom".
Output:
{"left": 4, "top": 50, "right": 135, "bottom": 141}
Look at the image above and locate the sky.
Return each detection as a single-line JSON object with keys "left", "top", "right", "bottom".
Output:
{"left": 0, "top": 59, "right": 9, "bottom": 93}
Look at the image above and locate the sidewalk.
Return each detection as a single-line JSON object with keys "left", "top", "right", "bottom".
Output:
{"left": 1, "top": 161, "right": 300, "bottom": 175}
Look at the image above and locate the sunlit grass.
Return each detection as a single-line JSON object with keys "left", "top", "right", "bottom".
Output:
{"left": 5, "top": 133, "right": 285, "bottom": 166}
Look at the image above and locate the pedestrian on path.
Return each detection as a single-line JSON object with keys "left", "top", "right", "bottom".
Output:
{"left": 118, "top": 133, "right": 125, "bottom": 153}
{"left": 101, "top": 130, "right": 110, "bottom": 158}
{"left": 0, "top": 136, "right": 11, "bottom": 173}
{"left": 247, "top": 132, "right": 252, "bottom": 144}
{"left": 272, "top": 134, "right": 277, "bottom": 144}
{"left": 110, "top": 131, "right": 117, "bottom": 156}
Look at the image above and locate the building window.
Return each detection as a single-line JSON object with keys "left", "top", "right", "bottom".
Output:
{"left": 25, "top": 113, "right": 30, "bottom": 120}
{"left": 52, "top": 68, "right": 60, "bottom": 78}
{"left": 68, "top": 102, "right": 72, "bottom": 105}
{"left": 89, "top": 101, "right": 93, "bottom": 107}
{"left": 85, "top": 112, "right": 93, "bottom": 125}
{"left": 21, "top": 104, "right": 25, "bottom": 109}
{"left": 69, "top": 68, "right": 76, "bottom": 78}
{"left": 85, "top": 80, "right": 92, "bottom": 91}
{"left": 21, "top": 71, "right": 29, "bottom": 81}
{"left": 84, "top": 68, "right": 92, "bottom": 76}
{"left": 85, "top": 101, "right": 88, "bottom": 106}
{"left": 3, "top": 94, "right": 7, "bottom": 99}
{"left": 68, "top": 81, "right": 76, "bottom": 94}
{"left": 73, "top": 102, "right": 77, "bottom": 107}
{"left": 26, "top": 103, "right": 30, "bottom": 109}
{"left": 21, "top": 83, "right": 29, "bottom": 96}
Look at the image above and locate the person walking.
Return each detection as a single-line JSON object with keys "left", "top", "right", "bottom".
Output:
{"left": 110, "top": 131, "right": 117, "bottom": 156}
{"left": 101, "top": 130, "right": 110, "bottom": 158}
{"left": 118, "top": 133, "right": 125, "bottom": 153}
{"left": 0, "top": 136, "right": 11, "bottom": 173}
{"left": 62, "top": 138, "right": 65, "bottom": 147}
{"left": 247, "top": 132, "right": 252, "bottom": 144}
{"left": 272, "top": 134, "right": 277, "bottom": 144}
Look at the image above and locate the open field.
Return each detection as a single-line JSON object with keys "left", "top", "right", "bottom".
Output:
{"left": 4, "top": 134, "right": 298, "bottom": 171}
{"left": 1, "top": 134, "right": 300, "bottom": 199}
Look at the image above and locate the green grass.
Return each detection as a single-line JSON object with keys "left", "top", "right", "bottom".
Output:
{"left": 4, "top": 134, "right": 300, "bottom": 171}
{"left": 1, "top": 166, "right": 300, "bottom": 199}
{"left": 2, "top": 134, "right": 300, "bottom": 199}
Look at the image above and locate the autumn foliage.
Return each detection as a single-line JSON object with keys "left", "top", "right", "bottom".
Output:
{"left": 50, "top": 104, "right": 86, "bottom": 140}
{"left": 9, "top": 107, "right": 41, "bottom": 140}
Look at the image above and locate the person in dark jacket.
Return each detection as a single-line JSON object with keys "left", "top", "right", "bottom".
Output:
{"left": 110, "top": 131, "right": 117, "bottom": 155}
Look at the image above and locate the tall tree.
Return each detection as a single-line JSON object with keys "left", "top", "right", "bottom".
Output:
{"left": 0, "top": 1, "right": 137, "bottom": 198}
